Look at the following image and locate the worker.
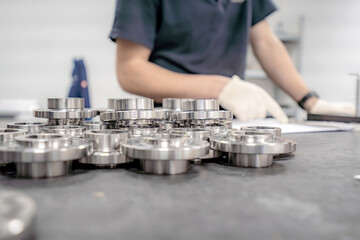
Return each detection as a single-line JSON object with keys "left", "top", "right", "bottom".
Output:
{"left": 109, "top": 0, "right": 355, "bottom": 122}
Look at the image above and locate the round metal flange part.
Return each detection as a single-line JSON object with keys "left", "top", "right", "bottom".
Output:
{"left": 0, "top": 129, "right": 27, "bottom": 166}
{"left": 121, "top": 134, "right": 210, "bottom": 175}
{"left": 41, "top": 125, "right": 86, "bottom": 138}
{"left": 170, "top": 128, "right": 221, "bottom": 162}
{"left": 171, "top": 110, "right": 233, "bottom": 127}
{"left": 34, "top": 98, "right": 98, "bottom": 126}
{"left": 100, "top": 110, "right": 157, "bottom": 125}
{"left": 162, "top": 98, "right": 194, "bottom": 111}
{"left": 181, "top": 99, "right": 219, "bottom": 111}
{"left": 130, "top": 126, "right": 159, "bottom": 137}
{"left": 11, "top": 134, "right": 91, "bottom": 178}
{"left": 0, "top": 190, "right": 36, "bottom": 240}
{"left": 210, "top": 130, "right": 296, "bottom": 168}
{"left": 157, "top": 121, "right": 179, "bottom": 132}
{"left": 240, "top": 126, "right": 282, "bottom": 137}
{"left": 7, "top": 122, "right": 47, "bottom": 134}
{"left": 82, "top": 129, "right": 131, "bottom": 168}
{"left": 108, "top": 98, "right": 154, "bottom": 111}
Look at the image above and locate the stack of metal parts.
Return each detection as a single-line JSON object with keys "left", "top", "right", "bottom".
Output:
{"left": 34, "top": 98, "right": 97, "bottom": 126}
{"left": 0, "top": 97, "right": 297, "bottom": 178}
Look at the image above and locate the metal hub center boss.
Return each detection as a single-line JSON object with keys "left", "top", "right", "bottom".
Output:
{"left": 0, "top": 97, "right": 297, "bottom": 177}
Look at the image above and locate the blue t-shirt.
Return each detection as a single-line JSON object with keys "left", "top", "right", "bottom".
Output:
{"left": 109, "top": 0, "right": 277, "bottom": 79}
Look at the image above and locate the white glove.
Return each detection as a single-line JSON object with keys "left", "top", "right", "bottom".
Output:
{"left": 218, "top": 75, "right": 289, "bottom": 123}
{"left": 309, "top": 99, "right": 355, "bottom": 116}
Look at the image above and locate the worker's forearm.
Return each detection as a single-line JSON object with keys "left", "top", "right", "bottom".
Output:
{"left": 116, "top": 59, "right": 229, "bottom": 102}
{"left": 252, "top": 35, "right": 310, "bottom": 102}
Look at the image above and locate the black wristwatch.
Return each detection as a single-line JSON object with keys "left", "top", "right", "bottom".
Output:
{"left": 298, "top": 91, "right": 319, "bottom": 109}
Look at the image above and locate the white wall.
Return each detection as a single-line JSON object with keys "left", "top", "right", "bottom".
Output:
{"left": 269, "top": 0, "right": 360, "bottom": 103}
{"left": 0, "top": 0, "right": 359, "bottom": 109}
{"left": 0, "top": 0, "right": 132, "bottom": 108}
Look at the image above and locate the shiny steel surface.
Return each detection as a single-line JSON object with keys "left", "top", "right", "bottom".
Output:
{"left": 130, "top": 126, "right": 159, "bottom": 137}
{"left": 162, "top": 98, "right": 193, "bottom": 111}
{"left": 171, "top": 110, "right": 233, "bottom": 121}
{"left": 48, "top": 98, "right": 84, "bottom": 109}
{"left": 82, "top": 129, "right": 130, "bottom": 167}
{"left": 121, "top": 134, "right": 209, "bottom": 174}
{"left": 170, "top": 128, "right": 211, "bottom": 140}
{"left": 83, "top": 121, "right": 102, "bottom": 130}
{"left": 16, "top": 161, "right": 72, "bottom": 178}
{"left": 41, "top": 125, "right": 86, "bottom": 138}
{"left": 210, "top": 129, "right": 296, "bottom": 168}
{"left": 0, "top": 190, "right": 36, "bottom": 240}
{"left": 100, "top": 110, "right": 156, "bottom": 121}
{"left": 108, "top": 98, "right": 154, "bottom": 111}
{"left": 241, "top": 126, "right": 282, "bottom": 137}
{"left": 182, "top": 99, "right": 219, "bottom": 111}
{"left": 7, "top": 122, "right": 47, "bottom": 134}
{"left": 158, "top": 121, "right": 178, "bottom": 131}
{"left": 0, "top": 129, "right": 27, "bottom": 142}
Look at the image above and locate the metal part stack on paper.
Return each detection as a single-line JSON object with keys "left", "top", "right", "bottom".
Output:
{"left": 0, "top": 97, "right": 297, "bottom": 177}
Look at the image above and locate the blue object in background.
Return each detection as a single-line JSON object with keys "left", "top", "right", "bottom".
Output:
{"left": 68, "top": 59, "right": 91, "bottom": 108}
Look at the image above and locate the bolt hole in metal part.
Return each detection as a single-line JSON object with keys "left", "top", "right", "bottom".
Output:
{"left": 121, "top": 133, "right": 209, "bottom": 175}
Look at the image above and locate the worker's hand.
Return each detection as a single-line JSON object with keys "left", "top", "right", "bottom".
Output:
{"left": 218, "top": 75, "right": 289, "bottom": 123}
{"left": 309, "top": 99, "right": 355, "bottom": 116}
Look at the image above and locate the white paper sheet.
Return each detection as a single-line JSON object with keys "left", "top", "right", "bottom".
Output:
{"left": 232, "top": 119, "right": 354, "bottom": 134}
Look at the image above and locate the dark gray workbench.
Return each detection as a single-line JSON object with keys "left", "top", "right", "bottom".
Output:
{"left": 1, "top": 131, "right": 360, "bottom": 240}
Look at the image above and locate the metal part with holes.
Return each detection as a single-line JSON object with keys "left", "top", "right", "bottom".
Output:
{"left": 182, "top": 99, "right": 219, "bottom": 111}
{"left": 108, "top": 98, "right": 154, "bottom": 111}
{"left": 170, "top": 128, "right": 221, "bottom": 161}
{"left": 210, "top": 129, "right": 296, "bottom": 168}
{"left": 0, "top": 190, "right": 36, "bottom": 240}
{"left": 81, "top": 129, "right": 131, "bottom": 168}
{"left": 4, "top": 134, "right": 91, "bottom": 178}
{"left": 0, "top": 129, "right": 27, "bottom": 166}
{"left": 162, "top": 98, "right": 194, "bottom": 111}
{"left": 34, "top": 98, "right": 98, "bottom": 126}
{"left": 40, "top": 125, "right": 86, "bottom": 138}
{"left": 121, "top": 134, "right": 209, "bottom": 175}
{"left": 7, "top": 122, "right": 47, "bottom": 134}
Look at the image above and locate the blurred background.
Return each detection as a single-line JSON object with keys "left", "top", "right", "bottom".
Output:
{"left": 0, "top": 0, "right": 359, "bottom": 117}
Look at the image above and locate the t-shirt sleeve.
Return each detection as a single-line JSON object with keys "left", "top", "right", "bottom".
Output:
{"left": 251, "top": 0, "right": 277, "bottom": 26}
{"left": 109, "top": 0, "right": 159, "bottom": 50}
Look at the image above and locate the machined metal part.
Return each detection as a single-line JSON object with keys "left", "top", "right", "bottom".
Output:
{"left": 210, "top": 129, "right": 296, "bottom": 168}
{"left": 220, "top": 120, "right": 232, "bottom": 129}
{"left": 171, "top": 110, "right": 233, "bottom": 121}
{"left": 158, "top": 121, "right": 178, "bottom": 132}
{"left": 170, "top": 128, "right": 221, "bottom": 161}
{"left": 201, "top": 124, "right": 228, "bottom": 134}
{"left": 0, "top": 129, "right": 27, "bottom": 142}
{"left": 34, "top": 98, "right": 98, "bottom": 126}
{"left": 81, "top": 129, "right": 131, "bottom": 167}
{"left": 83, "top": 121, "right": 102, "bottom": 130}
{"left": 108, "top": 98, "right": 154, "bottom": 111}
{"left": 0, "top": 190, "right": 36, "bottom": 240}
{"left": 240, "top": 126, "right": 282, "bottom": 137}
{"left": 7, "top": 122, "right": 47, "bottom": 134}
{"left": 40, "top": 125, "right": 86, "bottom": 138}
{"left": 162, "top": 98, "right": 193, "bottom": 111}
{"left": 182, "top": 99, "right": 219, "bottom": 111}
{"left": 121, "top": 134, "right": 209, "bottom": 175}
{"left": 130, "top": 126, "right": 159, "bottom": 137}
{"left": 100, "top": 110, "right": 157, "bottom": 122}
{"left": 0, "top": 129, "right": 27, "bottom": 166}
{"left": 4, "top": 134, "right": 91, "bottom": 178}
{"left": 48, "top": 97, "right": 84, "bottom": 109}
